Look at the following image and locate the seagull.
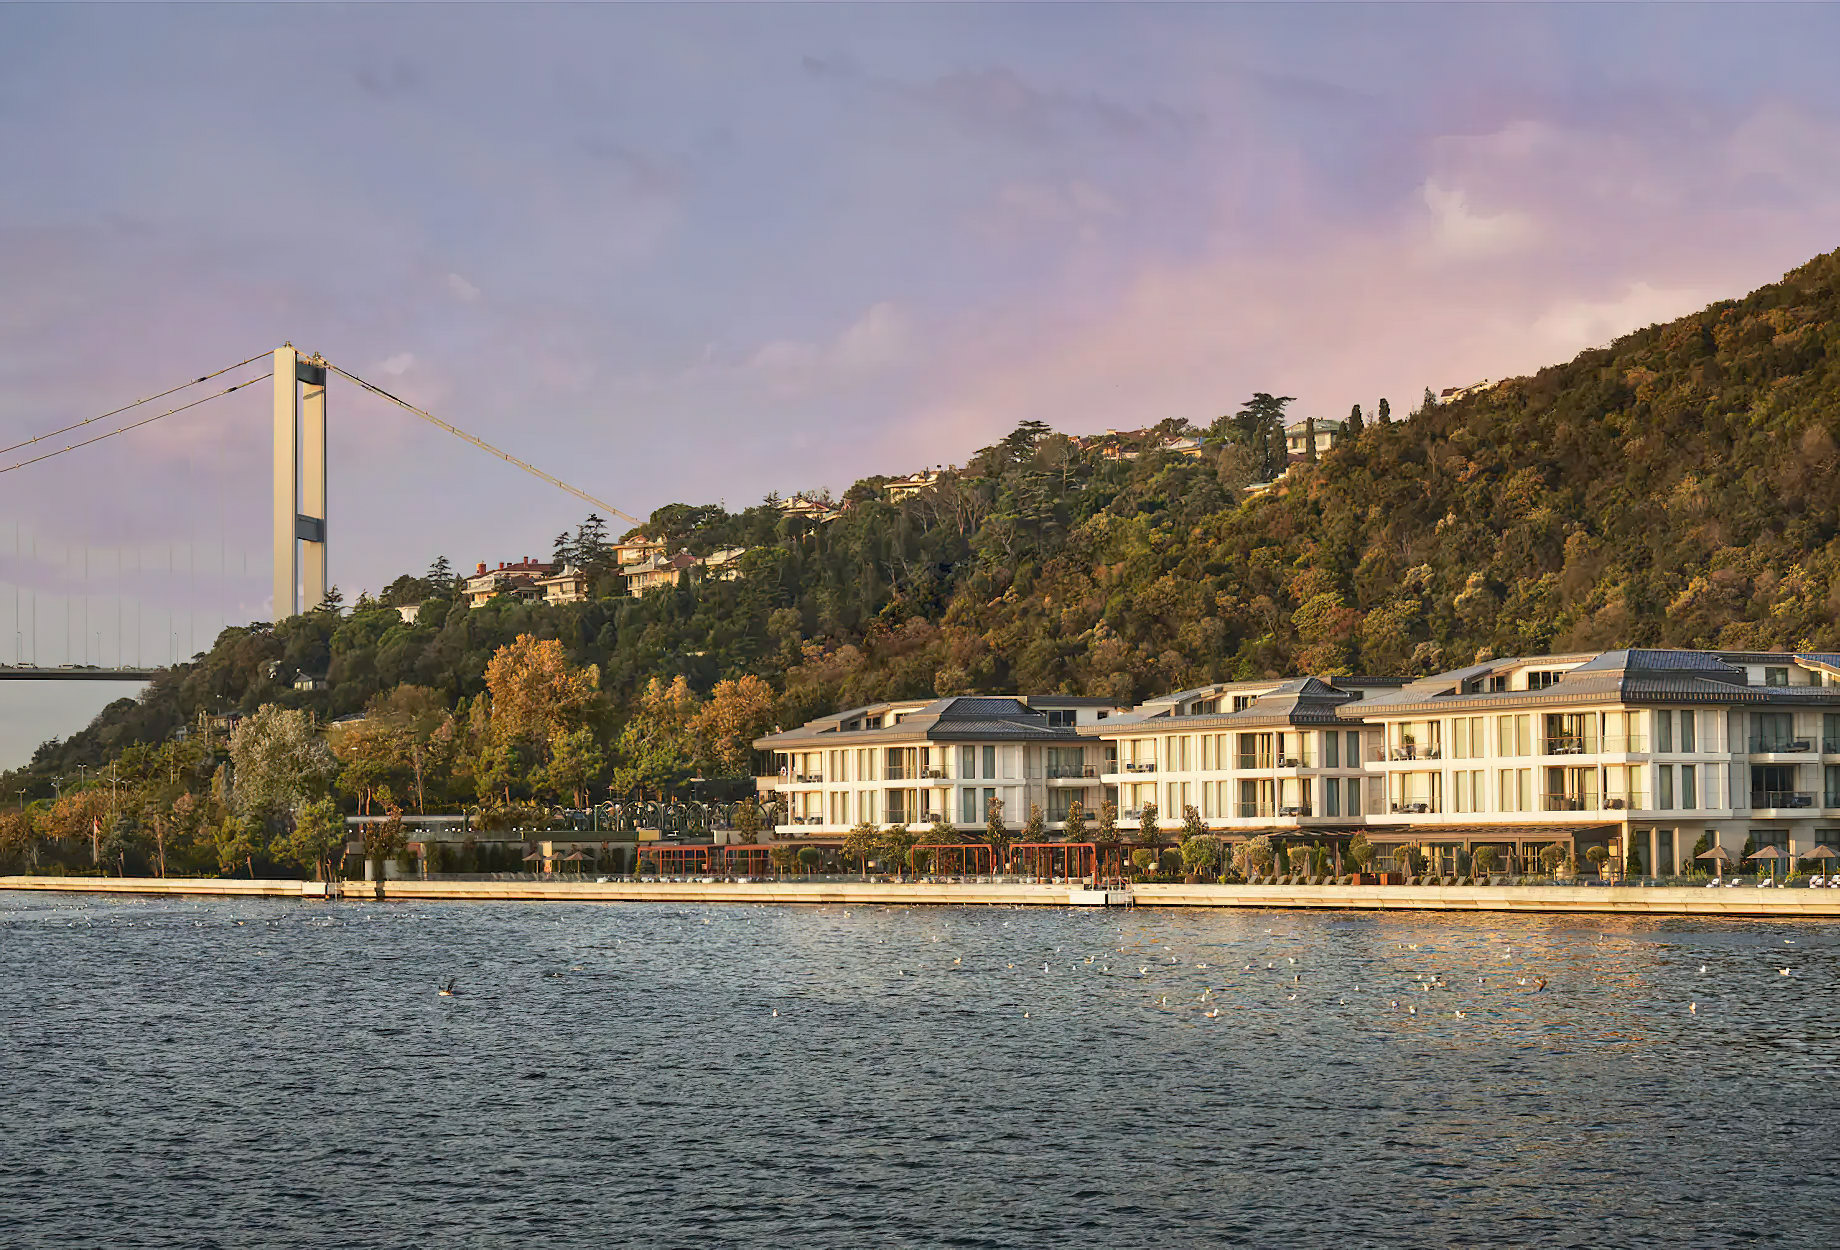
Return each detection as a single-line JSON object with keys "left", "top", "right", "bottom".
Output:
{"left": 1140, "top": 966, "right": 1149, "bottom": 975}
{"left": 1407, "top": 1004, "right": 1417, "bottom": 1015}
{"left": 438, "top": 979, "right": 457, "bottom": 997}
{"left": 771, "top": 1009, "right": 779, "bottom": 1017}
{"left": 1454, "top": 1010, "right": 1465, "bottom": 1018}
{"left": 953, "top": 957, "right": 962, "bottom": 966}
{"left": 1780, "top": 968, "right": 1792, "bottom": 976}
{"left": 1288, "top": 994, "right": 1298, "bottom": 1002}
{"left": 1699, "top": 965, "right": 1708, "bottom": 975}
{"left": 1534, "top": 978, "right": 1547, "bottom": 993}
{"left": 1042, "top": 964, "right": 1050, "bottom": 974}
{"left": 1205, "top": 1008, "right": 1220, "bottom": 1019}
{"left": 1689, "top": 1002, "right": 1697, "bottom": 1014}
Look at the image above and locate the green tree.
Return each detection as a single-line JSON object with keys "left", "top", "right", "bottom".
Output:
{"left": 1137, "top": 801, "right": 1161, "bottom": 851}
{"left": 1232, "top": 834, "right": 1274, "bottom": 878}
{"left": 543, "top": 725, "right": 605, "bottom": 808}
{"left": 1061, "top": 799, "right": 1087, "bottom": 843}
{"left": 281, "top": 798, "right": 346, "bottom": 881}
{"left": 1375, "top": 396, "right": 1390, "bottom": 425}
{"left": 844, "top": 820, "right": 879, "bottom": 879}
{"left": 1180, "top": 804, "right": 1205, "bottom": 844}
{"left": 214, "top": 813, "right": 263, "bottom": 879}
{"left": 1023, "top": 803, "right": 1046, "bottom": 843}
{"left": 733, "top": 797, "right": 763, "bottom": 846}
{"left": 1181, "top": 834, "right": 1223, "bottom": 879}
{"left": 1346, "top": 402, "right": 1364, "bottom": 437}
{"left": 984, "top": 795, "right": 1010, "bottom": 867}
{"left": 879, "top": 823, "right": 916, "bottom": 878}
{"left": 1539, "top": 842, "right": 1569, "bottom": 877}
{"left": 362, "top": 806, "right": 407, "bottom": 879}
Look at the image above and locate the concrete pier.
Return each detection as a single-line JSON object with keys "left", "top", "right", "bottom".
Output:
{"left": 7, "top": 876, "right": 1840, "bottom": 916}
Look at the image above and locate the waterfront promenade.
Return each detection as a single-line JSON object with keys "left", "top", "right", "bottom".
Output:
{"left": 8, "top": 875, "right": 1840, "bottom": 916}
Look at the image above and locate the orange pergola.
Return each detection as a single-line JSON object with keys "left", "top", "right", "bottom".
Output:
{"left": 723, "top": 846, "right": 773, "bottom": 878}
{"left": 1011, "top": 842, "right": 1099, "bottom": 886}
{"left": 913, "top": 843, "right": 995, "bottom": 878}
{"left": 637, "top": 846, "right": 712, "bottom": 876}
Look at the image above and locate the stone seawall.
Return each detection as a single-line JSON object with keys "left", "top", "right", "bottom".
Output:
{"left": 7, "top": 875, "right": 1840, "bottom": 916}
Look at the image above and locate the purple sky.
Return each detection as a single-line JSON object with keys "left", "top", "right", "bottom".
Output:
{"left": 4, "top": 3, "right": 1840, "bottom": 766}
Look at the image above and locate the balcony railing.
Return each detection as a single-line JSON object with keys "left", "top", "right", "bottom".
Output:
{"left": 1236, "top": 755, "right": 1274, "bottom": 770}
{"left": 1389, "top": 801, "right": 1437, "bottom": 814}
{"left": 1236, "top": 802, "right": 1275, "bottom": 818}
{"left": 1543, "top": 736, "right": 1596, "bottom": 756}
{"left": 1749, "top": 738, "right": 1814, "bottom": 754}
{"left": 1277, "top": 804, "right": 1312, "bottom": 817}
{"left": 885, "top": 765, "right": 915, "bottom": 780}
{"left": 1750, "top": 790, "right": 1816, "bottom": 809}
{"left": 794, "top": 774, "right": 825, "bottom": 784}
{"left": 1824, "top": 738, "right": 1840, "bottom": 755}
{"left": 1122, "top": 762, "right": 1157, "bottom": 773}
{"left": 1388, "top": 744, "right": 1442, "bottom": 761}
{"left": 1542, "top": 793, "right": 1597, "bottom": 812}
{"left": 1601, "top": 794, "right": 1648, "bottom": 810}
{"left": 1826, "top": 790, "right": 1840, "bottom": 808}
{"left": 1600, "top": 735, "right": 1648, "bottom": 753}
{"left": 1046, "top": 764, "right": 1098, "bottom": 779}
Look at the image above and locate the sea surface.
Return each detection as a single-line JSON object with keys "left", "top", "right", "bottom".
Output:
{"left": 1, "top": 893, "right": 1836, "bottom": 1249}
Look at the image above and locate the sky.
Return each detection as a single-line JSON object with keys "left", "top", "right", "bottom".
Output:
{"left": 3, "top": 2, "right": 1840, "bottom": 768}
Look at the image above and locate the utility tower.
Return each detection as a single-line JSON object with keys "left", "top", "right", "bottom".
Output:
{"left": 273, "top": 344, "right": 328, "bottom": 618}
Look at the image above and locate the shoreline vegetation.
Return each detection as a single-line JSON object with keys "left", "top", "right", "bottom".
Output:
{"left": 8, "top": 253, "right": 1840, "bottom": 886}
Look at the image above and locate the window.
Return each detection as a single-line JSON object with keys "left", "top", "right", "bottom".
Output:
{"left": 1498, "top": 714, "right": 1533, "bottom": 756}
{"left": 982, "top": 745, "right": 997, "bottom": 779}
{"left": 1324, "top": 731, "right": 1340, "bottom": 768}
{"left": 1325, "top": 780, "right": 1341, "bottom": 817}
{"left": 1655, "top": 711, "right": 1673, "bottom": 754}
{"left": 1753, "top": 712, "right": 1795, "bottom": 753}
{"left": 1047, "top": 789, "right": 1074, "bottom": 821}
{"left": 1045, "top": 709, "right": 1076, "bottom": 728}
{"left": 1449, "top": 716, "right": 1486, "bottom": 759}
{"left": 1681, "top": 710, "right": 1696, "bottom": 752}
{"left": 1346, "top": 777, "right": 1362, "bottom": 816}
{"left": 960, "top": 746, "right": 976, "bottom": 779}
{"left": 1764, "top": 666, "right": 1790, "bottom": 687}
{"left": 961, "top": 788, "right": 978, "bottom": 824}
{"left": 1454, "top": 770, "right": 1484, "bottom": 813}
{"left": 1526, "top": 670, "right": 1560, "bottom": 690}
{"left": 1348, "top": 731, "right": 1361, "bottom": 764}
{"left": 1657, "top": 765, "right": 1674, "bottom": 810}
{"left": 1232, "top": 695, "right": 1255, "bottom": 712}
{"left": 1681, "top": 765, "right": 1696, "bottom": 810}
{"left": 982, "top": 788, "right": 996, "bottom": 820}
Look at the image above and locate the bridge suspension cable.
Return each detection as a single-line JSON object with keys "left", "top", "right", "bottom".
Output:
{"left": 326, "top": 362, "right": 640, "bottom": 525}
{"left": 0, "top": 351, "right": 270, "bottom": 458}
{"left": 0, "top": 373, "right": 273, "bottom": 476}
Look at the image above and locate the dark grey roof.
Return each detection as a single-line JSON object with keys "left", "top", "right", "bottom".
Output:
{"left": 1570, "top": 649, "right": 1745, "bottom": 681}
{"left": 755, "top": 695, "right": 1082, "bottom": 748}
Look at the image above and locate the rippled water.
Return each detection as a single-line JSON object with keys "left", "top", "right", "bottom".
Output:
{"left": 2, "top": 893, "right": 1836, "bottom": 1248}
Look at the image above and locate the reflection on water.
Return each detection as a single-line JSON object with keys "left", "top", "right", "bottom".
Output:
{"left": 2, "top": 893, "right": 1836, "bottom": 1248}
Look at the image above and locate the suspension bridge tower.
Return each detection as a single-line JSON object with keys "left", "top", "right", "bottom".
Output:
{"left": 272, "top": 344, "right": 327, "bottom": 618}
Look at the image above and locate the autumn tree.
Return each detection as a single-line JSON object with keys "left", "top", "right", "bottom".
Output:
{"left": 611, "top": 675, "right": 699, "bottom": 798}
{"left": 484, "top": 634, "right": 602, "bottom": 745}
{"left": 1062, "top": 799, "right": 1087, "bottom": 844}
{"left": 687, "top": 674, "right": 777, "bottom": 775}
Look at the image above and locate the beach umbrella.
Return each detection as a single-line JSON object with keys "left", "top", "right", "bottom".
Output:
{"left": 521, "top": 850, "right": 541, "bottom": 862}
{"left": 1746, "top": 845, "right": 1790, "bottom": 882}
{"left": 1697, "top": 844, "right": 1735, "bottom": 882}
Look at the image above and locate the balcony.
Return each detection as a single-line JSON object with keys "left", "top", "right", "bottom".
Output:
{"left": 1236, "top": 802, "right": 1275, "bottom": 818}
{"left": 1387, "top": 745, "right": 1441, "bottom": 761}
{"left": 1749, "top": 738, "right": 1814, "bottom": 754}
{"left": 1825, "top": 738, "right": 1840, "bottom": 755}
{"left": 793, "top": 774, "right": 825, "bottom": 785}
{"left": 1046, "top": 764, "right": 1098, "bottom": 780}
{"left": 1600, "top": 735, "right": 1648, "bottom": 753}
{"left": 1543, "top": 737, "right": 1595, "bottom": 756}
{"left": 1750, "top": 790, "right": 1816, "bottom": 810}
{"left": 1601, "top": 794, "right": 1648, "bottom": 811}
{"left": 1277, "top": 804, "right": 1312, "bottom": 817}
{"left": 1389, "top": 801, "right": 1437, "bottom": 815}
{"left": 1542, "top": 793, "right": 1596, "bottom": 812}
{"left": 1236, "top": 755, "right": 1274, "bottom": 770}
{"left": 1122, "top": 762, "right": 1157, "bottom": 774}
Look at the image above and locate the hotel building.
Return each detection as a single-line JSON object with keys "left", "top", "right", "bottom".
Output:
{"left": 757, "top": 649, "right": 1840, "bottom": 874}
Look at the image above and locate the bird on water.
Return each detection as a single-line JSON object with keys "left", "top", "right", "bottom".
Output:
{"left": 438, "top": 979, "right": 457, "bottom": 997}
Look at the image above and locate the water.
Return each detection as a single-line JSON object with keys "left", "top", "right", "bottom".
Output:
{"left": 2, "top": 894, "right": 1837, "bottom": 1249}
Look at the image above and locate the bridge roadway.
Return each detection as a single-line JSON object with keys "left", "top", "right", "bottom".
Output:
{"left": 0, "top": 666, "right": 159, "bottom": 681}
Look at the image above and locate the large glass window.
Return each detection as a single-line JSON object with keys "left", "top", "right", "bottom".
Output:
{"left": 1752, "top": 712, "right": 1796, "bottom": 753}
{"left": 1681, "top": 765, "right": 1697, "bottom": 810}
{"left": 961, "top": 788, "right": 978, "bottom": 824}
{"left": 1347, "top": 731, "right": 1361, "bottom": 764}
{"left": 1346, "top": 777, "right": 1361, "bottom": 816}
{"left": 960, "top": 746, "right": 976, "bottom": 779}
{"left": 1497, "top": 714, "right": 1533, "bottom": 756}
{"left": 1325, "top": 780, "right": 1341, "bottom": 817}
{"left": 1681, "top": 710, "right": 1696, "bottom": 752}
{"left": 1324, "top": 731, "right": 1340, "bottom": 768}
{"left": 1655, "top": 710, "right": 1673, "bottom": 753}
{"left": 1657, "top": 765, "right": 1674, "bottom": 810}
{"left": 982, "top": 745, "right": 997, "bottom": 779}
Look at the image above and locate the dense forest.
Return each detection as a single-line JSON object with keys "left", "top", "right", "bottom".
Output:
{"left": 5, "top": 247, "right": 1840, "bottom": 873}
